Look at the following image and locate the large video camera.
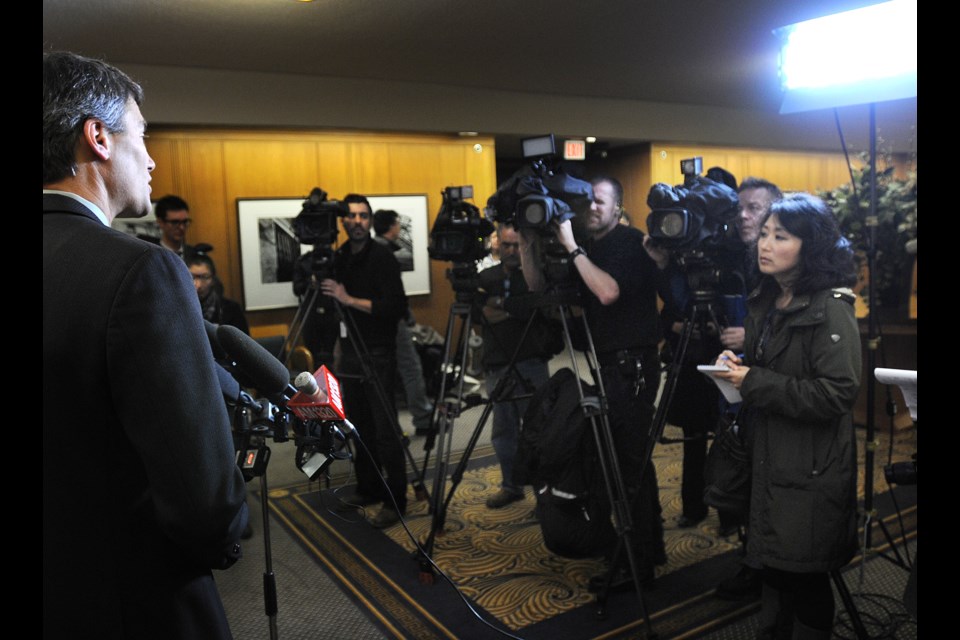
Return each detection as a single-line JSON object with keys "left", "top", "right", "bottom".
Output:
{"left": 646, "top": 160, "right": 742, "bottom": 300}
{"left": 646, "top": 158, "right": 739, "bottom": 254}
{"left": 487, "top": 135, "right": 593, "bottom": 295}
{"left": 293, "top": 187, "right": 348, "bottom": 247}
{"left": 487, "top": 134, "right": 593, "bottom": 229}
{"left": 292, "top": 187, "right": 349, "bottom": 306}
{"left": 428, "top": 185, "right": 494, "bottom": 264}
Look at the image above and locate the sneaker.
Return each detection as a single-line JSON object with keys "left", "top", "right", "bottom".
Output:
{"left": 485, "top": 489, "right": 524, "bottom": 509}
{"left": 368, "top": 506, "right": 402, "bottom": 529}
{"left": 715, "top": 565, "right": 762, "bottom": 600}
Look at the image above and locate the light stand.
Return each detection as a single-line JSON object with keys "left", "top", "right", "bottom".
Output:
{"left": 776, "top": 5, "right": 916, "bottom": 635}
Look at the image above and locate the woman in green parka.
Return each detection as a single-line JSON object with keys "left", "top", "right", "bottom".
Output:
{"left": 714, "top": 193, "right": 861, "bottom": 639}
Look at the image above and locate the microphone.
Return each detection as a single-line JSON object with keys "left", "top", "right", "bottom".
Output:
{"left": 216, "top": 324, "right": 297, "bottom": 400}
{"left": 288, "top": 365, "right": 346, "bottom": 421}
{"left": 215, "top": 361, "right": 242, "bottom": 404}
{"left": 205, "top": 320, "right": 229, "bottom": 361}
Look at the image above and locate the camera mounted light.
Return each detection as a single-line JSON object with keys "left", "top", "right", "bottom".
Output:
{"left": 680, "top": 157, "right": 703, "bottom": 179}
{"left": 522, "top": 134, "right": 556, "bottom": 159}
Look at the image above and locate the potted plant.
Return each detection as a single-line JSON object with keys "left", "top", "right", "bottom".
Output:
{"left": 817, "top": 157, "right": 917, "bottom": 313}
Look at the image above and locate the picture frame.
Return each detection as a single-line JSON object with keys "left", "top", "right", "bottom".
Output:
{"left": 111, "top": 209, "right": 159, "bottom": 243}
{"left": 237, "top": 194, "right": 430, "bottom": 311}
{"left": 237, "top": 198, "right": 305, "bottom": 311}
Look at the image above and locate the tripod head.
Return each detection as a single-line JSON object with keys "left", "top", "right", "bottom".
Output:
{"left": 446, "top": 262, "right": 485, "bottom": 304}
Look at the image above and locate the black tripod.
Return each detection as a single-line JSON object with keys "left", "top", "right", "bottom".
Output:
{"left": 329, "top": 294, "right": 431, "bottom": 501}
{"left": 232, "top": 404, "right": 291, "bottom": 640}
{"left": 283, "top": 267, "right": 429, "bottom": 500}
{"left": 543, "top": 289, "right": 657, "bottom": 635}
{"left": 281, "top": 278, "right": 338, "bottom": 370}
{"left": 414, "top": 270, "right": 543, "bottom": 583}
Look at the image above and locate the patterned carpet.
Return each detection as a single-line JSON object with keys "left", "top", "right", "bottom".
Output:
{"left": 265, "top": 424, "right": 916, "bottom": 639}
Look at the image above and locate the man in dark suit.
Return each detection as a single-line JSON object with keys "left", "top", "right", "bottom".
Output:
{"left": 43, "top": 51, "right": 248, "bottom": 639}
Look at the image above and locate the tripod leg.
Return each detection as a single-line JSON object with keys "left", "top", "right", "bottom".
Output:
{"left": 335, "top": 300, "right": 430, "bottom": 503}
{"left": 416, "top": 303, "right": 476, "bottom": 583}
{"left": 281, "top": 287, "right": 320, "bottom": 366}
{"left": 831, "top": 569, "right": 870, "bottom": 640}
{"left": 553, "top": 307, "right": 658, "bottom": 636}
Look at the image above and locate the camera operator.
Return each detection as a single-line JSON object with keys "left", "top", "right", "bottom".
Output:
{"left": 643, "top": 167, "right": 746, "bottom": 533}
{"left": 478, "top": 222, "right": 560, "bottom": 508}
{"left": 320, "top": 194, "right": 410, "bottom": 529}
{"left": 519, "top": 175, "right": 667, "bottom": 584}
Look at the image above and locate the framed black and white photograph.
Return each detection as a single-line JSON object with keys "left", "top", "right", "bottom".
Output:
{"left": 237, "top": 193, "right": 430, "bottom": 311}
{"left": 237, "top": 198, "right": 307, "bottom": 311}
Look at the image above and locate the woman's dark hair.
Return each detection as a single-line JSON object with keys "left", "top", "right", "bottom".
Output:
{"left": 762, "top": 192, "right": 857, "bottom": 294}
{"left": 185, "top": 251, "right": 217, "bottom": 277}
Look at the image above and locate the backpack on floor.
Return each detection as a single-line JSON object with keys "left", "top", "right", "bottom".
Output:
{"left": 516, "top": 368, "right": 616, "bottom": 558}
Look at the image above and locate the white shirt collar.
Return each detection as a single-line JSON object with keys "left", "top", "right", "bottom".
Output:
{"left": 43, "top": 190, "right": 110, "bottom": 226}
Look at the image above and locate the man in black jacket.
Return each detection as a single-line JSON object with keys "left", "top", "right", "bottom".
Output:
{"left": 43, "top": 51, "right": 248, "bottom": 639}
{"left": 478, "top": 222, "right": 558, "bottom": 508}
{"left": 520, "top": 176, "right": 667, "bottom": 583}
{"left": 321, "top": 194, "right": 410, "bottom": 528}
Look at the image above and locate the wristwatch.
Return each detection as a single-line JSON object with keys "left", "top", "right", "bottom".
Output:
{"left": 569, "top": 246, "right": 587, "bottom": 260}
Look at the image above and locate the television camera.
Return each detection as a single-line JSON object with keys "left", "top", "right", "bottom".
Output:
{"left": 486, "top": 134, "right": 593, "bottom": 293}
{"left": 427, "top": 185, "right": 495, "bottom": 295}
{"left": 645, "top": 159, "right": 743, "bottom": 306}
{"left": 293, "top": 187, "right": 349, "bottom": 281}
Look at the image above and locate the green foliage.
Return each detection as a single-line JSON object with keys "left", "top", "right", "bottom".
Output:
{"left": 817, "top": 160, "right": 917, "bottom": 308}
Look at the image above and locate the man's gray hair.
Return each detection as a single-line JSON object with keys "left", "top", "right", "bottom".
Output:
{"left": 43, "top": 51, "right": 144, "bottom": 184}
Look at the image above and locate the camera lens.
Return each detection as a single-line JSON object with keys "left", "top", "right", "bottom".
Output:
{"left": 522, "top": 201, "right": 546, "bottom": 226}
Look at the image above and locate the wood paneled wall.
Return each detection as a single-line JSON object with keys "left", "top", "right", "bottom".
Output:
{"left": 145, "top": 130, "right": 887, "bottom": 337}
{"left": 145, "top": 129, "right": 497, "bottom": 335}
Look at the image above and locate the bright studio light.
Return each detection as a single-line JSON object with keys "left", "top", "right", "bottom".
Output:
{"left": 777, "top": 0, "right": 917, "bottom": 113}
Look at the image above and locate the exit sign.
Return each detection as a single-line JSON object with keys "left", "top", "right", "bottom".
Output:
{"left": 564, "top": 139, "right": 586, "bottom": 161}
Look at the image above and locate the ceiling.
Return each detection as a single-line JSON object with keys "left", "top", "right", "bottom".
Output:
{"left": 42, "top": 0, "right": 917, "bottom": 160}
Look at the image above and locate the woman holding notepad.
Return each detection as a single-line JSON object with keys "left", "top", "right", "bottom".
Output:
{"left": 713, "top": 193, "right": 861, "bottom": 640}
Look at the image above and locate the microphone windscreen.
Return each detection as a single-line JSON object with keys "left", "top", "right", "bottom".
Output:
{"left": 217, "top": 324, "right": 291, "bottom": 396}
{"left": 215, "top": 361, "right": 241, "bottom": 403}
{"left": 205, "top": 320, "right": 228, "bottom": 360}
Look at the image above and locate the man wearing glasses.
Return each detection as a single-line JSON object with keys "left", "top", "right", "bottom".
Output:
{"left": 154, "top": 194, "right": 195, "bottom": 258}
{"left": 319, "top": 194, "right": 410, "bottom": 529}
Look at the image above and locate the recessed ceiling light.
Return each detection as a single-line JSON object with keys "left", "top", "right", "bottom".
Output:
{"left": 586, "top": 136, "right": 597, "bottom": 143}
